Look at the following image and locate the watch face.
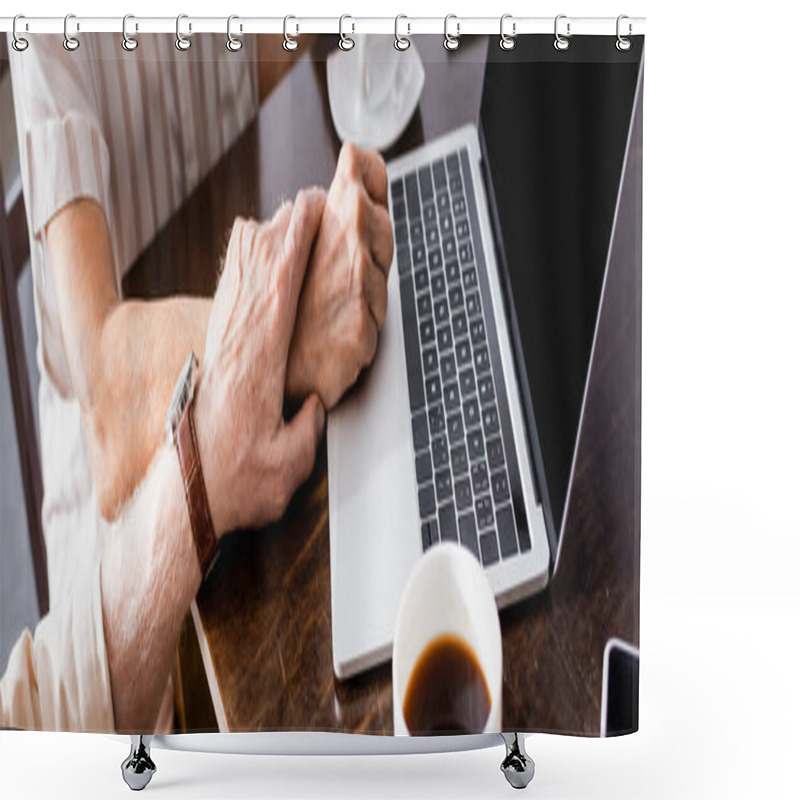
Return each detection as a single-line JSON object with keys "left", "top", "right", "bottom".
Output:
{"left": 166, "top": 352, "right": 198, "bottom": 442}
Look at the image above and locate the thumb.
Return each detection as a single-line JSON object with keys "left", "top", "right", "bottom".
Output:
{"left": 278, "top": 393, "right": 326, "bottom": 501}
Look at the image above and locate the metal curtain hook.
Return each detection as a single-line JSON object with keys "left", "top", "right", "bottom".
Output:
{"left": 227, "top": 15, "right": 242, "bottom": 52}
{"left": 63, "top": 13, "right": 80, "bottom": 51}
{"left": 12, "top": 15, "right": 29, "bottom": 52}
{"left": 122, "top": 14, "right": 138, "bottom": 51}
{"left": 339, "top": 14, "right": 355, "bottom": 51}
{"left": 616, "top": 14, "right": 632, "bottom": 51}
{"left": 394, "top": 15, "right": 410, "bottom": 51}
{"left": 176, "top": 14, "right": 191, "bottom": 51}
{"left": 283, "top": 15, "right": 299, "bottom": 51}
{"left": 499, "top": 14, "right": 516, "bottom": 51}
{"left": 444, "top": 13, "right": 460, "bottom": 51}
{"left": 554, "top": 14, "right": 570, "bottom": 51}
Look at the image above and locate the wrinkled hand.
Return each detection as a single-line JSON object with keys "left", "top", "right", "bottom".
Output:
{"left": 286, "top": 142, "right": 394, "bottom": 409}
{"left": 196, "top": 189, "right": 328, "bottom": 535}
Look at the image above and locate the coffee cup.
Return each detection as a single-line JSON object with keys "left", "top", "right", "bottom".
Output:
{"left": 393, "top": 543, "right": 503, "bottom": 735}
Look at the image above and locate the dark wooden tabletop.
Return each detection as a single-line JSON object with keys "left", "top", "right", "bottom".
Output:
{"left": 125, "top": 35, "right": 640, "bottom": 736}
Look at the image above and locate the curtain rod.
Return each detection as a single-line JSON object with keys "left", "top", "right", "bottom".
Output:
{"left": 0, "top": 16, "right": 646, "bottom": 37}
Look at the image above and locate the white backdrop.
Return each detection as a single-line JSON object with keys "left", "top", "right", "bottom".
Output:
{"left": 2, "top": 1, "right": 799, "bottom": 798}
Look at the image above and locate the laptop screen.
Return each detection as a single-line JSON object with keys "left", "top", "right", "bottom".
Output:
{"left": 479, "top": 37, "right": 642, "bottom": 546}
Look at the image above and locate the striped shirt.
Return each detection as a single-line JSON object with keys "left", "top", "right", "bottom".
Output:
{"left": 4, "top": 32, "right": 258, "bottom": 730}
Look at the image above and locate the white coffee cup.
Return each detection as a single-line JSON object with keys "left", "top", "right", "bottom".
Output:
{"left": 357, "top": 35, "right": 403, "bottom": 114}
{"left": 392, "top": 543, "right": 503, "bottom": 735}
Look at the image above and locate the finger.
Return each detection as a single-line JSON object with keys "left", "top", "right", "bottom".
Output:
{"left": 277, "top": 393, "right": 326, "bottom": 508}
{"left": 356, "top": 148, "right": 388, "bottom": 207}
{"left": 269, "top": 199, "right": 294, "bottom": 236}
{"left": 369, "top": 203, "right": 394, "bottom": 276}
{"left": 360, "top": 253, "right": 389, "bottom": 329}
{"left": 277, "top": 187, "right": 327, "bottom": 338}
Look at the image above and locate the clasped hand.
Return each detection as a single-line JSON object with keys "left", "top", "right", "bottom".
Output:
{"left": 196, "top": 143, "right": 393, "bottom": 535}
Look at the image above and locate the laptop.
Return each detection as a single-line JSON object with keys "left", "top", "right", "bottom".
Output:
{"left": 328, "top": 38, "right": 642, "bottom": 679}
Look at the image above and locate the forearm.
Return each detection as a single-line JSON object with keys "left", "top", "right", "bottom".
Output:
{"left": 100, "top": 436, "right": 200, "bottom": 732}
{"left": 88, "top": 296, "right": 210, "bottom": 519}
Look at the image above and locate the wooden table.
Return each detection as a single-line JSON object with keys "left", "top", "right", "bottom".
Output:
{"left": 125, "top": 36, "right": 641, "bottom": 736}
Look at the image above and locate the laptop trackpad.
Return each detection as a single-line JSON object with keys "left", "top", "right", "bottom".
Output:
{"left": 327, "top": 268, "right": 420, "bottom": 680}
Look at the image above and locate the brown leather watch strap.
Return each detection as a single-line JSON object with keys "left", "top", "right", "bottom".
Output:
{"left": 174, "top": 398, "right": 218, "bottom": 579}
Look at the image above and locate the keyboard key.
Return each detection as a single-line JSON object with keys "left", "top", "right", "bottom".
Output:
{"left": 450, "top": 175, "right": 463, "bottom": 194}
{"left": 393, "top": 200, "right": 406, "bottom": 222}
{"left": 437, "top": 325, "right": 453, "bottom": 352}
{"left": 423, "top": 203, "right": 436, "bottom": 225}
{"left": 429, "top": 518, "right": 440, "bottom": 545}
{"left": 491, "top": 470, "right": 510, "bottom": 504}
{"left": 419, "top": 317, "right": 435, "bottom": 345}
{"left": 474, "top": 345, "right": 490, "bottom": 373}
{"left": 471, "top": 461, "right": 489, "bottom": 495}
{"left": 452, "top": 311, "right": 468, "bottom": 339}
{"left": 466, "top": 291, "right": 481, "bottom": 318}
{"left": 456, "top": 338, "right": 472, "bottom": 367}
{"left": 416, "top": 451, "right": 432, "bottom": 484}
{"left": 463, "top": 266, "right": 478, "bottom": 290}
{"left": 456, "top": 218, "right": 470, "bottom": 240}
{"left": 435, "top": 469, "right": 453, "bottom": 502}
{"left": 422, "top": 346, "right": 438, "bottom": 375}
{"left": 475, "top": 495, "right": 494, "bottom": 529}
{"left": 439, "top": 502, "right": 458, "bottom": 541}
{"left": 414, "top": 266, "right": 429, "bottom": 293}
{"left": 463, "top": 397, "right": 481, "bottom": 429}
{"left": 391, "top": 178, "right": 404, "bottom": 202}
{"left": 453, "top": 195, "right": 466, "bottom": 216}
{"left": 428, "top": 404, "right": 445, "bottom": 435}
{"left": 467, "top": 428, "right": 485, "bottom": 460}
{"left": 432, "top": 435, "right": 448, "bottom": 468}
{"left": 418, "top": 483, "right": 435, "bottom": 517}
{"left": 496, "top": 504, "right": 518, "bottom": 558}
{"left": 404, "top": 173, "right": 420, "bottom": 218}
{"left": 426, "top": 225, "right": 439, "bottom": 248}
{"left": 446, "top": 152, "right": 461, "bottom": 173}
{"left": 478, "top": 374, "right": 495, "bottom": 404}
{"left": 470, "top": 317, "right": 486, "bottom": 345}
{"left": 454, "top": 477, "right": 472, "bottom": 511}
{"left": 412, "top": 411, "right": 429, "bottom": 451}
{"left": 443, "top": 236, "right": 457, "bottom": 260}
{"left": 459, "top": 368, "right": 476, "bottom": 397}
{"left": 440, "top": 354, "right": 457, "bottom": 383}
{"left": 425, "top": 374, "right": 442, "bottom": 405}
{"left": 434, "top": 297, "right": 449, "bottom": 326}
{"left": 397, "top": 245, "right": 411, "bottom": 276}
{"left": 410, "top": 220, "right": 424, "bottom": 245}
{"left": 400, "top": 275, "right": 425, "bottom": 411}
{"left": 482, "top": 404, "right": 500, "bottom": 436}
{"left": 418, "top": 165, "right": 434, "bottom": 201}
{"left": 444, "top": 382, "right": 460, "bottom": 413}
{"left": 479, "top": 530, "right": 499, "bottom": 565}
{"left": 445, "top": 260, "right": 460, "bottom": 284}
{"left": 421, "top": 520, "right": 432, "bottom": 551}
{"left": 458, "top": 242, "right": 474, "bottom": 264}
{"left": 433, "top": 159, "right": 448, "bottom": 189}
{"left": 437, "top": 193, "right": 450, "bottom": 213}
{"left": 449, "top": 285, "right": 464, "bottom": 308}
{"left": 440, "top": 212, "right": 453, "bottom": 236}
{"left": 417, "top": 291, "right": 432, "bottom": 319}
{"left": 431, "top": 272, "right": 446, "bottom": 298}
{"left": 486, "top": 437, "right": 504, "bottom": 469}
{"left": 458, "top": 511, "right": 480, "bottom": 561}
{"left": 451, "top": 443, "right": 468, "bottom": 476}
{"left": 446, "top": 411, "right": 464, "bottom": 443}
{"left": 395, "top": 219, "right": 408, "bottom": 245}
{"left": 428, "top": 248, "right": 443, "bottom": 272}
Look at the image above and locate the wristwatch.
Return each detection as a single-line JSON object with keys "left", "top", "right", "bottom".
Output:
{"left": 165, "top": 352, "right": 218, "bottom": 579}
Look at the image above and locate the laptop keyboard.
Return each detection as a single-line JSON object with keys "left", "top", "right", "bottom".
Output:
{"left": 391, "top": 148, "right": 531, "bottom": 568}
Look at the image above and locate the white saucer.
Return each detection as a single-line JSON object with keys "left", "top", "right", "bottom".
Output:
{"left": 326, "top": 41, "right": 425, "bottom": 152}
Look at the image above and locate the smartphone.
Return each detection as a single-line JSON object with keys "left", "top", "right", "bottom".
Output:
{"left": 600, "top": 638, "right": 639, "bottom": 737}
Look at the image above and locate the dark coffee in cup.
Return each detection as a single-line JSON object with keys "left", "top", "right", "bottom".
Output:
{"left": 402, "top": 633, "right": 491, "bottom": 735}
